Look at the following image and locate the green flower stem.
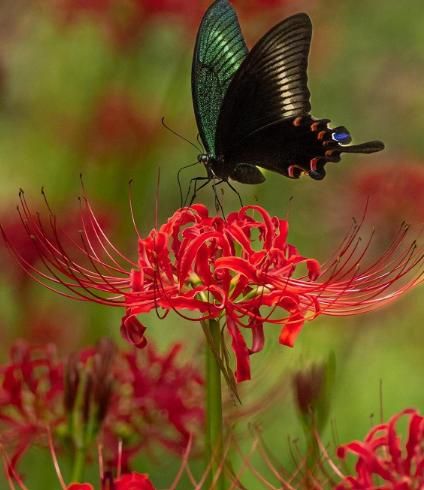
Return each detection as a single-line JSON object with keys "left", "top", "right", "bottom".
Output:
{"left": 71, "top": 445, "right": 87, "bottom": 483}
{"left": 205, "top": 319, "right": 225, "bottom": 490}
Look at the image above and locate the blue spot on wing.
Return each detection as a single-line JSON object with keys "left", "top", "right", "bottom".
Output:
{"left": 332, "top": 130, "right": 352, "bottom": 144}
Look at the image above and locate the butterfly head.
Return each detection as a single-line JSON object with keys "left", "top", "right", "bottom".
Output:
{"left": 198, "top": 154, "right": 210, "bottom": 165}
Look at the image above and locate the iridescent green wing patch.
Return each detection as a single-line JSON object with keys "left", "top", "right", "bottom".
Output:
{"left": 192, "top": 0, "right": 248, "bottom": 156}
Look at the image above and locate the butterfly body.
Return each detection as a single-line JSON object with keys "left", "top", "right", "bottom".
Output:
{"left": 191, "top": 0, "right": 384, "bottom": 190}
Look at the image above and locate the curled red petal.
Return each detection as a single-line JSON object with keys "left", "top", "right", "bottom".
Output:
{"left": 121, "top": 314, "right": 148, "bottom": 349}
{"left": 227, "top": 316, "right": 251, "bottom": 382}
{"left": 306, "top": 259, "right": 321, "bottom": 280}
{"left": 278, "top": 312, "right": 305, "bottom": 348}
{"left": 215, "top": 256, "right": 259, "bottom": 282}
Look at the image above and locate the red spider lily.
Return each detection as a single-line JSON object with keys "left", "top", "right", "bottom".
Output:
{"left": 113, "top": 472, "right": 156, "bottom": 490}
{"left": 0, "top": 210, "right": 41, "bottom": 286}
{"left": 23, "top": 306, "right": 83, "bottom": 352}
{"left": 2, "top": 197, "right": 423, "bottom": 382}
{"left": 0, "top": 200, "right": 113, "bottom": 287}
{"left": 54, "top": 0, "right": 205, "bottom": 48}
{"left": 0, "top": 338, "right": 203, "bottom": 475}
{"left": 347, "top": 158, "right": 424, "bottom": 230}
{"left": 68, "top": 484, "right": 94, "bottom": 490}
{"left": 336, "top": 408, "right": 424, "bottom": 489}
{"left": 0, "top": 341, "right": 64, "bottom": 471}
{"left": 234, "top": 0, "right": 293, "bottom": 17}
{"left": 67, "top": 473, "right": 156, "bottom": 490}
{"left": 101, "top": 342, "right": 203, "bottom": 469}
{"left": 53, "top": 0, "right": 297, "bottom": 48}
{"left": 79, "top": 88, "right": 157, "bottom": 164}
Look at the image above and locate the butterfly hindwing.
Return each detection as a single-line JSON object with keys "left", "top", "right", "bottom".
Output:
{"left": 192, "top": 0, "right": 248, "bottom": 156}
{"left": 215, "top": 13, "right": 312, "bottom": 156}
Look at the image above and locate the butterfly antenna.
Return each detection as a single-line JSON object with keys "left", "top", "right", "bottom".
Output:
{"left": 196, "top": 132, "right": 204, "bottom": 151}
{"left": 161, "top": 117, "right": 202, "bottom": 153}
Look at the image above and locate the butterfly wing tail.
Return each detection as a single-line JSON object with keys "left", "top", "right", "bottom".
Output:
{"left": 339, "top": 140, "right": 385, "bottom": 154}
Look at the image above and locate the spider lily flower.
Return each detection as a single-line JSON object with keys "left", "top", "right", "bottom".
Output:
{"left": 347, "top": 159, "right": 424, "bottom": 228}
{"left": 227, "top": 409, "right": 424, "bottom": 489}
{"left": 0, "top": 338, "right": 203, "bottom": 474}
{"left": 55, "top": 0, "right": 205, "bottom": 49}
{"left": 0, "top": 341, "right": 64, "bottom": 471}
{"left": 336, "top": 408, "right": 424, "bottom": 489}
{"left": 2, "top": 196, "right": 423, "bottom": 382}
{"left": 67, "top": 473, "right": 156, "bottom": 490}
{"left": 0, "top": 210, "right": 42, "bottom": 287}
{"left": 79, "top": 88, "right": 157, "bottom": 166}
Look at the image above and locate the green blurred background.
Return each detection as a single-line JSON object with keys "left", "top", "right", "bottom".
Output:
{"left": 0, "top": 0, "right": 423, "bottom": 488}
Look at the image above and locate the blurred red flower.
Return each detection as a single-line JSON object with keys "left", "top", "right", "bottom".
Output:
{"left": 0, "top": 338, "right": 203, "bottom": 474}
{"left": 0, "top": 211, "right": 41, "bottom": 286}
{"left": 68, "top": 484, "right": 95, "bottom": 490}
{"left": 347, "top": 158, "right": 424, "bottom": 229}
{"left": 336, "top": 408, "right": 424, "bottom": 489}
{"left": 54, "top": 0, "right": 204, "bottom": 48}
{"left": 53, "top": 0, "right": 297, "bottom": 48}
{"left": 0, "top": 342, "right": 64, "bottom": 470}
{"left": 67, "top": 472, "right": 155, "bottom": 490}
{"left": 3, "top": 199, "right": 423, "bottom": 383}
{"left": 0, "top": 199, "right": 114, "bottom": 287}
{"left": 114, "top": 472, "right": 156, "bottom": 490}
{"left": 81, "top": 88, "right": 156, "bottom": 164}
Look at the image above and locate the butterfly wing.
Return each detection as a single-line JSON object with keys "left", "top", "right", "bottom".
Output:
{"left": 192, "top": 0, "right": 248, "bottom": 156}
{"left": 215, "top": 12, "right": 312, "bottom": 155}
{"left": 214, "top": 12, "right": 384, "bottom": 182}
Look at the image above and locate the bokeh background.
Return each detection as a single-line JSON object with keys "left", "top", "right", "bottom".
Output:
{"left": 1, "top": 0, "right": 424, "bottom": 488}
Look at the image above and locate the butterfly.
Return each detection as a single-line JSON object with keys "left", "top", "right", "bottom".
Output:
{"left": 190, "top": 0, "right": 384, "bottom": 193}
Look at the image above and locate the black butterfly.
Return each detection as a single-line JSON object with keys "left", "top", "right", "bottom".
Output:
{"left": 190, "top": 0, "right": 384, "bottom": 196}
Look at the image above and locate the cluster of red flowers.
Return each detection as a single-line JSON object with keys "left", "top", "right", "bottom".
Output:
{"left": 2, "top": 398, "right": 424, "bottom": 489}
{"left": 0, "top": 338, "right": 203, "bottom": 474}
{"left": 3, "top": 199, "right": 423, "bottom": 383}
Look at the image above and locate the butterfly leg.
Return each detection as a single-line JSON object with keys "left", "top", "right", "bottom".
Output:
{"left": 177, "top": 161, "right": 201, "bottom": 207}
{"left": 211, "top": 179, "right": 226, "bottom": 216}
{"left": 225, "top": 180, "right": 244, "bottom": 207}
{"left": 187, "top": 176, "right": 211, "bottom": 206}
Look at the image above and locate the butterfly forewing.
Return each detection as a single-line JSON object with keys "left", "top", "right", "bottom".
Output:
{"left": 216, "top": 13, "right": 312, "bottom": 154}
{"left": 192, "top": 0, "right": 248, "bottom": 156}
